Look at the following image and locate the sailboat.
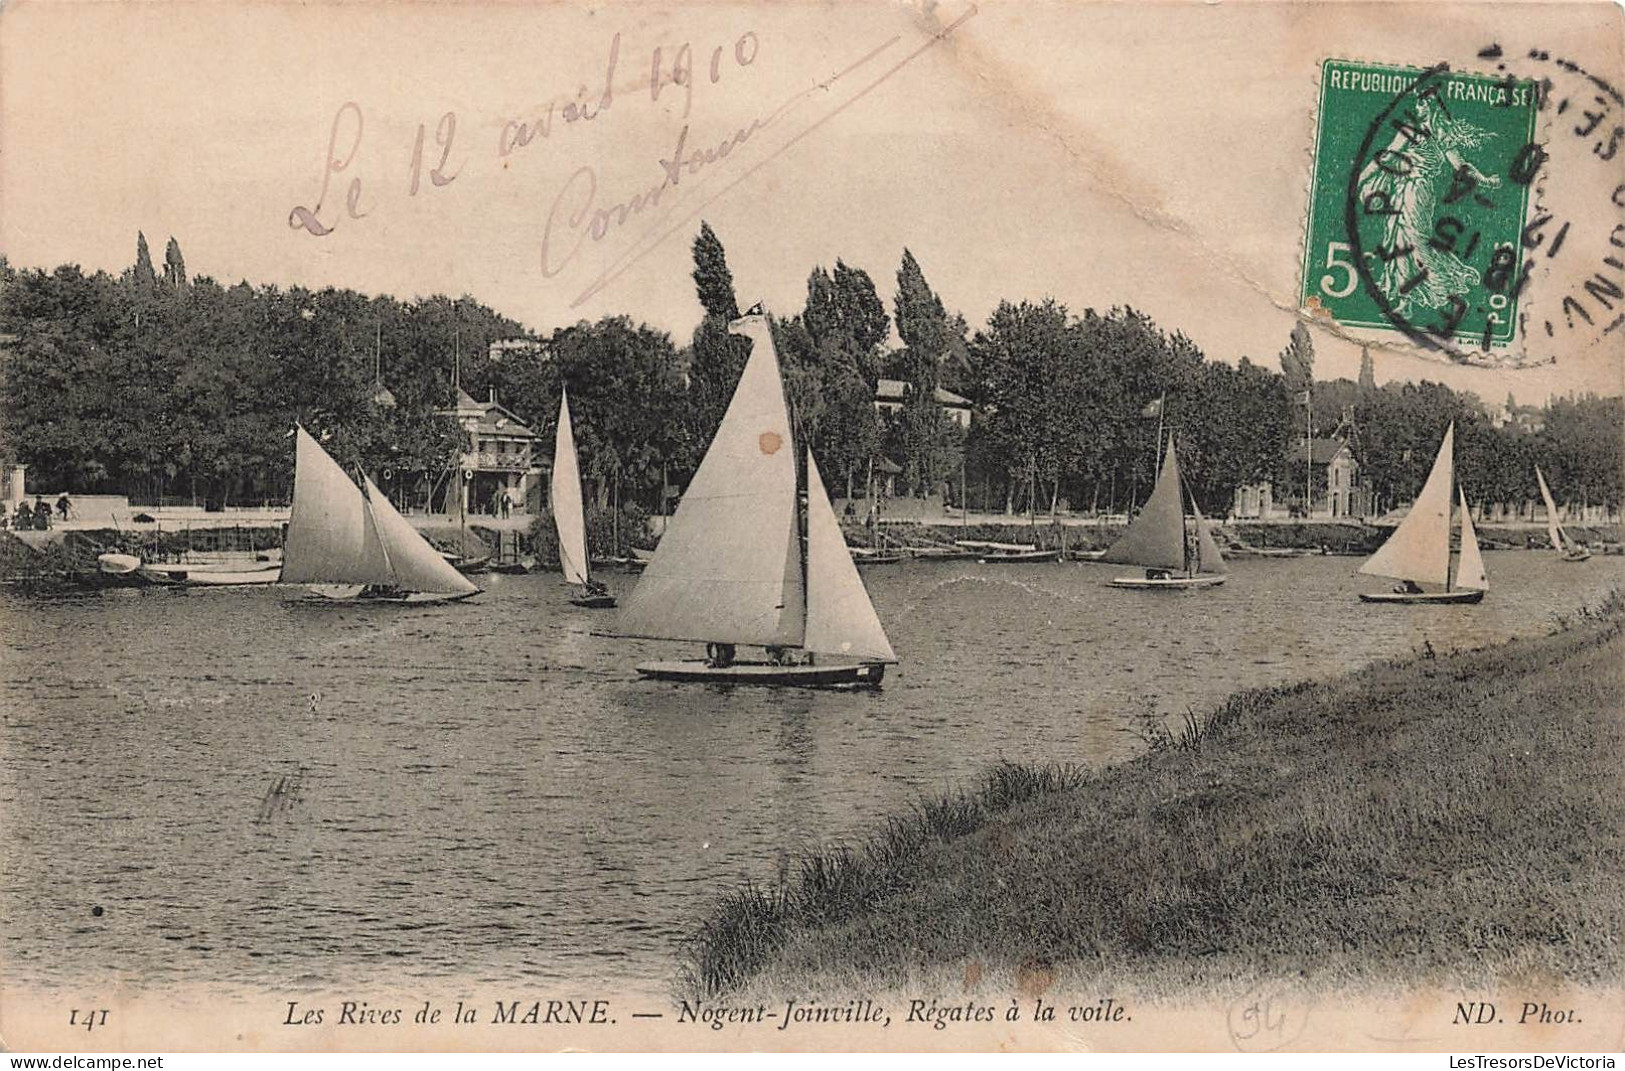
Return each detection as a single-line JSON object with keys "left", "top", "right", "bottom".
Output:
{"left": 552, "top": 386, "right": 616, "bottom": 609}
{"left": 281, "top": 426, "right": 481, "bottom": 604}
{"left": 1358, "top": 422, "right": 1486, "bottom": 604}
{"left": 614, "top": 304, "right": 897, "bottom": 687}
{"left": 1103, "top": 435, "right": 1227, "bottom": 589}
{"left": 1536, "top": 466, "right": 1591, "bottom": 562}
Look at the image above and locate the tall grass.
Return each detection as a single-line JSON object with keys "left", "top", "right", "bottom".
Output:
{"left": 684, "top": 595, "right": 1625, "bottom": 999}
{"left": 680, "top": 761, "right": 1089, "bottom": 998}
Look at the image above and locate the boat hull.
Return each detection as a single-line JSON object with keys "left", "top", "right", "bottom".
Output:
{"left": 1561, "top": 551, "right": 1593, "bottom": 563}
{"left": 303, "top": 584, "right": 480, "bottom": 605}
{"left": 570, "top": 594, "right": 618, "bottom": 609}
{"left": 1358, "top": 589, "right": 1485, "bottom": 604}
{"left": 634, "top": 659, "right": 887, "bottom": 688}
{"left": 139, "top": 564, "right": 282, "bottom": 586}
{"left": 1109, "top": 574, "right": 1227, "bottom": 589}
{"left": 978, "top": 550, "right": 1064, "bottom": 563}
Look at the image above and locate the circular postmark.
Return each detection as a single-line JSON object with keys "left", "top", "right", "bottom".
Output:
{"left": 1340, "top": 62, "right": 1544, "bottom": 363}
{"left": 1472, "top": 41, "right": 1625, "bottom": 353}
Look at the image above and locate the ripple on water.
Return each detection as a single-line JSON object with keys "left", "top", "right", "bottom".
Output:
{"left": 0, "top": 556, "right": 1619, "bottom": 989}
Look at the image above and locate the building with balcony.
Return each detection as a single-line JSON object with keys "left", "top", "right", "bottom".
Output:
{"left": 438, "top": 387, "right": 545, "bottom": 516}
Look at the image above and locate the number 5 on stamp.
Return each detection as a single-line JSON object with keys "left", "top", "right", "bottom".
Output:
{"left": 1301, "top": 59, "right": 1539, "bottom": 353}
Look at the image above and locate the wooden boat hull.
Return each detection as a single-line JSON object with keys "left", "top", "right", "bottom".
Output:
{"left": 489, "top": 559, "right": 536, "bottom": 575}
{"left": 635, "top": 659, "right": 887, "bottom": 688}
{"left": 570, "top": 594, "right": 618, "bottom": 609}
{"left": 1358, "top": 589, "right": 1485, "bottom": 604}
{"left": 853, "top": 554, "right": 903, "bottom": 566}
{"left": 304, "top": 584, "right": 480, "bottom": 605}
{"left": 908, "top": 548, "right": 978, "bottom": 562}
{"left": 978, "top": 550, "right": 1063, "bottom": 563}
{"left": 1109, "top": 574, "right": 1227, "bottom": 589}
{"left": 1561, "top": 551, "right": 1593, "bottom": 563}
{"left": 444, "top": 554, "right": 491, "bottom": 575}
{"left": 139, "top": 563, "right": 282, "bottom": 586}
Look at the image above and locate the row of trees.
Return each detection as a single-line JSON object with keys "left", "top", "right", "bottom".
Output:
{"left": 1, "top": 229, "right": 1620, "bottom": 517}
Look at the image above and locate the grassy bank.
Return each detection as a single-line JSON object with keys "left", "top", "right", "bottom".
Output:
{"left": 684, "top": 594, "right": 1625, "bottom": 999}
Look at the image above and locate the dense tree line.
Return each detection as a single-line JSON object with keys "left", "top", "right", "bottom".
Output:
{"left": 1, "top": 229, "right": 1619, "bottom": 518}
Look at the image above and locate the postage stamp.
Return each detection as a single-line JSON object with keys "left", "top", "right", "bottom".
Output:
{"left": 1302, "top": 59, "right": 1540, "bottom": 355}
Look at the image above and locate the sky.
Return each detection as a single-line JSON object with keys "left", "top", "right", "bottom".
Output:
{"left": 2, "top": 0, "right": 1622, "bottom": 406}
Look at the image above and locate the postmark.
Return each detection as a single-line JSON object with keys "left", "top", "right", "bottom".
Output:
{"left": 1302, "top": 59, "right": 1539, "bottom": 360}
{"left": 1472, "top": 41, "right": 1625, "bottom": 351}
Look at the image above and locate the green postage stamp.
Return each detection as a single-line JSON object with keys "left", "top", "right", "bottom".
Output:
{"left": 1301, "top": 59, "right": 1540, "bottom": 354}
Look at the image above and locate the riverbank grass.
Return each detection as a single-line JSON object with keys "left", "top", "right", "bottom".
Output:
{"left": 684, "top": 599, "right": 1625, "bottom": 998}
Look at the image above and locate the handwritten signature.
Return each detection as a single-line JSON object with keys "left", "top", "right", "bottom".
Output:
{"left": 287, "top": 8, "right": 979, "bottom": 309}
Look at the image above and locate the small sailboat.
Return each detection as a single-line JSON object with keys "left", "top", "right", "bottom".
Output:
{"left": 1358, "top": 423, "right": 1486, "bottom": 604}
{"left": 615, "top": 304, "right": 897, "bottom": 687}
{"left": 552, "top": 386, "right": 616, "bottom": 609}
{"left": 1103, "top": 435, "right": 1227, "bottom": 589}
{"left": 281, "top": 426, "right": 481, "bottom": 604}
{"left": 1536, "top": 466, "right": 1591, "bottom": 562}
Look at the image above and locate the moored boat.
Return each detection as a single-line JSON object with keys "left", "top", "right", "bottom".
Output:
{"left": 614, "top": 304, "right": 897, "bottom": 688}
{"left": 1357, "top": 423, "right": 1487, "bottom": 605}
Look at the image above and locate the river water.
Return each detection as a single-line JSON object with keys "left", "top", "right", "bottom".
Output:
{"left": 1, "top": 553, "right": 1619, "bottom": 994}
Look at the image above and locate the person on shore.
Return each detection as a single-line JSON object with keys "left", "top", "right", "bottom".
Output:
{"left": 501, "top": 491, "right": 512, "bottom": 519}
{"left": 31, "top": 497, "right": 50, "bottom": 529}
{"left": 15, "top": 502, "right": 32, "bottom": 528}
{"left": 705, "top": 642, "right": 736, "bottom": 668}
{"left": 56, "top": 493, "right": 71, "bottom": 521}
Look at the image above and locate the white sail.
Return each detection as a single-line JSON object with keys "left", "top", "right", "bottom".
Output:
{"left": 1536, "top": 466, "right": 1568, "bottom": 554}
{"left": 616, "top": 308, "right": 804, "bottom": 647}
{"left": 1360, "top": 423, "right": 1454, "bottom": 587}
{"left": 551, "top": 387, "right": 590, "bottom": 586}
{"left": 281, "top": 427, "right": 394, "bottom": 586}
{"left": 1192, "top": 497, "right": 1227, "bottom": 576}
{"left": 361, "top": 475, "right": 478, "bottom": 595}
{"left": 1455, "top": 486, "right": 1488, "bottom": 592}
{"left": 805, "top": 450, "right": 897, "bottom": 663}
{"left": 1103, "top": 437, "right": 1187, "bottom": 571}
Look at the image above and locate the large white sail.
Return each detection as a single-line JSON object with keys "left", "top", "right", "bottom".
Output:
{"left": 1455, "top": 485, "right": 1488, "bottom": 592}
{"left": 1103, "top": 437, "right": 1187, "bottom": 571}
{"left": 361, "top": 475, "right": 478, "bottom": 595}
{"left": 281, "top": 427, "right": 394, "bottom": 586}
{"left": 1536, "top": 466, "right": 1568, "bottom": 554}
{"left": 805, "top": 449, "right": 897, "bottom": 663}
{"left": 616, "top": 308, "right": 804, "bottom": 647}
{"left": 1360, "top": 423, "right": 1454, "bottom": 587}
{"left": 551, "top": 387, "right": 590, "bottom": 586}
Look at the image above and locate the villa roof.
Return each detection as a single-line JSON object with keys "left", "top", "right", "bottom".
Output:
{"left": 1291, "top": 437, "right": 1353, "bottom": 466}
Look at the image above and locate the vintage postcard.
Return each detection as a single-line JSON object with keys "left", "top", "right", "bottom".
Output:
{"left": 1, "top": 0, "right": 1622, "bottom": 1056}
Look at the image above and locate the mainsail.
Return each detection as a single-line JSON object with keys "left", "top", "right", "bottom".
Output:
{"left": 551, "top": 387, "right": 590, "bottom": 586}
{"left": 1360, "top": 423, "right": 1454, "bottom": 587}
{"left": 615, "top": 308, "right": 804, "bottom": 647}
{"left": 1535, "top": 466, "right": 1571, "bottom": 554}
{"left": 1103, "top": 436, "right": 1188, "bottom": 571}
{"left": 805, "top": 449, "right": 897, "bottom": 662}
{"left": 282, "top": 426, "right": 393, "bottom": 586}
{"left": 1454, "top": 485, "right": 1488, "bottom": 592}
{"left": 360, "top": 475, "right": 478, "bottom": 595}
{"left": 282, "top": 426, "right": 476, "bottom": 595}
